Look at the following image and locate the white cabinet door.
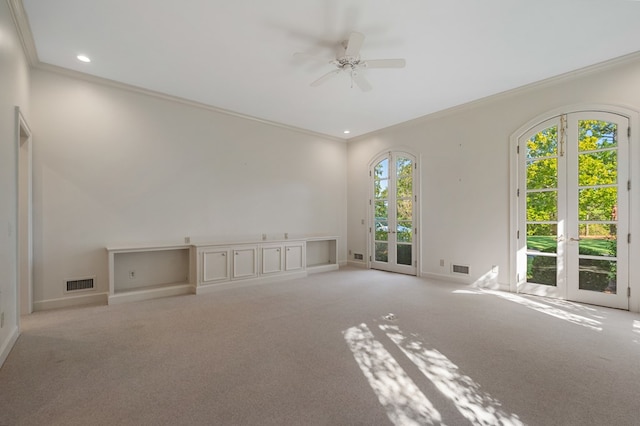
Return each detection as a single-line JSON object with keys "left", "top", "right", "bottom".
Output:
{"left": 262, "top": 245, "right": 283, "bottom": 274}
{"left": 233, "top": 246, "right": 258, "bottom": 279}
{"left": 285, "top": 243, "right": 304, "bottom": 271}
{"left": 202, "top": 248, "right": 231, "bottom": 283}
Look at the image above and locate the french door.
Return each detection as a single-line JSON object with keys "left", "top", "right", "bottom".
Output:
{"left": 517, "top": 112, "right": 629, "bottom": 309}
{"left": 370, "top": 152, "right": 417, "bottom": 275}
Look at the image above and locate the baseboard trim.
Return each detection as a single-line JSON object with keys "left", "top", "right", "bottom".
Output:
{"left": 472, "top": 281, "right": 511, "bottom": 292}
{"left": 421, "top": 271, "right": 510, "bottom": 291}
{"left": 420, "top": 271, "right": 471, "bottom": 284}
{"left": 34, "top": 292, "right": 109, "bottom": 311}
{"left": 308, "top": 264, "right": 339, "bottom": 274}
{"left": 347, "top": 260, "right": 367, "bottom": 269}
{"left": 0, "top": 326, "right": 20, "bottom": 368}
{"left": 108, "top": 285, "right": 192, "bottom": 305}
{"left": 196, "top": 271, "right": 308, "bottom": 295}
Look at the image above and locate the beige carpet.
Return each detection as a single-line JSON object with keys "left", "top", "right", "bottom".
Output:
{"left": 1, "top": 267, "right": 640, "bottom": 425}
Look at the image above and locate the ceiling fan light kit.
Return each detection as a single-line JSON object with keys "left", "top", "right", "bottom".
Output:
{"left": 301, "top": 31, "right": 406, "bottom": 92}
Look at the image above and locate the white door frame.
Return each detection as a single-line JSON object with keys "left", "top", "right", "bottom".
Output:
{"left": 510, "top": 104, "right": 639, "bottom": 310}
{"left": 367, "top": 150, "right": 419, "bottom": 276}
{"left": 16, "top": 106, "right": 33, "bottom": 315}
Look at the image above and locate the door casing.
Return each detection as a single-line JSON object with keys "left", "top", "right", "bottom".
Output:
{"left": 510, "top": 105, "right": 637, "bottom": 310}
{"left": 368, "top": 150, "right": 419, "bottom": 276}
{"left": 17, "top": 106, "right": 33, "bottom": 316}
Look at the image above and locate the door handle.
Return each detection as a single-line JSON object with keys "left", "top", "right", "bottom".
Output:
{"left": 570, "top": 237, "right": 581, "bottom": 242}
{"left": 557, "top": 235, "right": 564, "bottom": 242}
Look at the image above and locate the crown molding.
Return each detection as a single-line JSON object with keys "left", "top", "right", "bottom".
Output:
{"left": 348, "top": 50, "right": 640, "bottom": 143}
{"left": 7, "top": 0, "right": 38, "bottom": 65}
{"left": 12, "top": 0, "right": 638, "bottom": 145}
{"left": 34, "top": 63, "right": 347, "bottom": 143}
{"left": 7, "top": 1, "right": 344, "bottom": 143}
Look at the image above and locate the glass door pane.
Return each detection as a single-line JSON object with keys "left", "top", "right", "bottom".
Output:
{"left": 396, "top": 156, "right": 413, "bottom": 266}
{"left": 370, "top": 153, "right": 416, "bottom": 275}
{"left": 575, "top": 120, "right": 619, "bottom": 294}
{"left": 525, "top": 125, "right": 560, "bottom": 287}
{"left": 374, "top": 159, "right": 389, "bottom": 263}
{"left": 518, "top": 112, "right": 629, "bottom": 309}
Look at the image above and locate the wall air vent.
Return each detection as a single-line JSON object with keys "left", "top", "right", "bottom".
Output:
{"left": 354, "top": 253, "right": 364, "bottom": 260}
{"left": 452, "top": 264, "right": 470, "bottom": 275}
{"left": 66, "top": 278, "right": 95, "bottom": 292}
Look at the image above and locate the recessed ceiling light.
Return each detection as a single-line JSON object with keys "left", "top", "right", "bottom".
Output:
{"left": 77, "top": 55, "right": 91, "bottom": 63}
{"left": 343, "top": 130, "right": 351, "bottom": 134}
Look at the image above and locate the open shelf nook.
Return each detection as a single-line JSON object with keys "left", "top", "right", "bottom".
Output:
{"left": 107, "top": 236, "right": 339, "bottom": 304}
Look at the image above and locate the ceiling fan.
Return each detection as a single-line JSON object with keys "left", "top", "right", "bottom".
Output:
{"left": 296, "top": 32, "right": 406, "bottom": 92}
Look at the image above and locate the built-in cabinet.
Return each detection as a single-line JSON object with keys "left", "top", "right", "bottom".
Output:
{"left": 285, "top": 242, "right": 305, "bottom": 272}
{"left": 201, "top": 247, "right": 231, "bottom": 283}
{"left": 261, "top": 241, "right": 305, "bottom": 274}
{"left": 108, "top": 236, "right": 337, "bottom": 304}
{"left": 262, "top": 244, "right": 284, "bottom": 275}
{"left": 200, "top": 245, "right": 259, "bottom": 284}
{"left": 233, "top": 246, "right": 258, "bottom": 279}
{"left": 197, "top": 241, "right": 304, "bottom": 292}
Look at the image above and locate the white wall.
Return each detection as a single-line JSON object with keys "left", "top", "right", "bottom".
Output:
{"left": 30, "top": 69, "right": 347, "bottom": 309}
{"left": 0, "top": 0, "right": 31, "bottom": 365}
{"left": 347, "top": 54, "right": 640, "bottom": 311}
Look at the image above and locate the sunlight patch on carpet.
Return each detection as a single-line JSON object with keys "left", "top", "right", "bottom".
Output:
{"left": 343, "top": 323, "right": 443, "bottom": 425}
{"left": 454, "top": 289, "right": 603, "bottom": 332}
{"left": 380, "top": 324, "right": 525, "bottom": 426}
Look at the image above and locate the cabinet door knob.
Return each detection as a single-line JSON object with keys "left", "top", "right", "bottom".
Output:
{"left": 222, "top": 253, "right": 226, "bottom": 256}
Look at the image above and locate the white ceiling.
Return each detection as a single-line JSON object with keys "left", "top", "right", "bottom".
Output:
{"left": 21, "top": 0, "right": 640, "bottom": 139}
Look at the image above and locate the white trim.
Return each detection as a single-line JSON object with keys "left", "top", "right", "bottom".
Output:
{"left": 367, "top": 149, "right": 419, "bottom": 276}
{"left": 348, "top": 51, "right": 640, "bottom": 143}
{"left": 195, "top": 271, "right": 307, "bottom": 295}
{"left": 10, "top": 0, "right": 343, "bottom": 141}
{"left": 0, "top": 325, "right": 19, "bottom": 368}
{"left": 34, "top": 63, "right": 346, "bottom": 143}
{"left": 420, "top": 271, "right": 471, "bottom": 285}
{"left": 421, "top": 271, "right": 510, "bottom": 291}
{"left": 510, "top": 104, "right": 640, "bottom": 312}
{"left": 16, "top": 106, "right": 32, "bottom": 318}
{"left": 33, "top": 292, "right": 109, "bottom": 311}
{"left": 108, "top": 285, "right": 192, "bottom": 305}
{"left": 511, "top": 103, "right": 639, "bottom": 139}
{"left": 6, "top": 0, "right": 38, "bottom": 65}
{"left": 307, "top": 264, "right": 340, "bottom": 274}
{"left": 509, "top": 118, "right": 519, "bottom": 293}
{"left": 347, "top": 260, "right": 367, "bottom": 268}
{"left": 9, "top": 0, "right": 640, "bottom": 147}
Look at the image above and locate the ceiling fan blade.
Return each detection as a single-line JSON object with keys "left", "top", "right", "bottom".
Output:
{"left": 353, "top": 72, "right": 372, "bottom": 92}
{"left": 364, "top": 58, "right": 406, "bottom": 69}
{"left": 310, "top": 69, "right": 342, "bottom": 87}
{"left": 344, "top": 32, "right": 365, "bottom": 57}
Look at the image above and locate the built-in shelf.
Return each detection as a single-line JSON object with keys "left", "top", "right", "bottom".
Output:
{"left": 107, "top": 235, "right": 339, "bottom": 304}
{"left": 306, "top": 237, "right": 338, "bottom": 273}
{"left": 107, "top": 244, "right": 194, "bottom": 304}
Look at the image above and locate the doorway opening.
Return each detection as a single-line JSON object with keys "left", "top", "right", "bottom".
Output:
{"left": 17, "top": 107, "right": 33, "bottom": 315}
{"left": 514, "top": 110, "right": 630, "bottom": 309}
{"left": 369, "top": 151, "right": 417, "bottom": 275}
